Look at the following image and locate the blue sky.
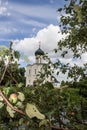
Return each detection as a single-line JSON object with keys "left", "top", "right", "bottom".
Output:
{"left": 0, "top": 0, "right": 65, "bottom": 47}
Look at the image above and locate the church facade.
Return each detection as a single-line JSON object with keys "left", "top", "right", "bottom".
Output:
{"left": 26, "top": 46, "right": 49, "bottom": 86}
{"left": 25, "top": 46, "right": 59, "bottom": 87}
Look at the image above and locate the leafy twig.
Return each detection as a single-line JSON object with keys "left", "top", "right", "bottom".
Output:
{"left": 0, "top": 90, "right": 25, "bottom": 115}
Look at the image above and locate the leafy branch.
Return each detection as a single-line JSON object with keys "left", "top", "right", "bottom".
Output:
{"left": 0, "top": 43, "right": 25, "bottom": 116}
{"left": 0, "top": 90, "right": 25, "bottom": 115}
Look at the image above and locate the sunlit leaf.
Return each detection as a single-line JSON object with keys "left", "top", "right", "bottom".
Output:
{"left": 16, "top": 101, "right": 22, "bottom": 107}
{"left": 0, "top": 102, "right": 4, "bottom": 108}
{"left": 0, "top": 45, "right": 8, "bottom": 50}
{"left": 18, "top": 83, "right": 24, "bottom": 88}
{"left": 18, "top": 92, "right": 25, "bottom": 102}
{"left": 39, "top": 119, "right": 49, "bottom": 127}
{"left": 0, "top": 96, "right": 3, "bottom": 101}
{"left": 74, "top": 5, "right": 81, "bottom": 12}
{"left": 19, "top": 118, "right": 24, "bottom": 125}
{"left": 6, "top": 106, "right": 15, "bottom": 118}
{"left": 26, "top": 103, "right": 45, "bottom": 119}
{"left": 3, "top": 87, "right": 10, "bottom": 96}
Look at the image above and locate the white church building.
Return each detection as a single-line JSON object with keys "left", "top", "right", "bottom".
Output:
{"left": 25, "top": 45, "right": 59, "bottom": 87}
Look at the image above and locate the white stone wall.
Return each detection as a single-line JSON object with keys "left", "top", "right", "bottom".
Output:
{"left": 25, "top": 63, "right": 59, "bottom": 87}
{"left": 26, "top": 64, "right": 43, "bottom": 86}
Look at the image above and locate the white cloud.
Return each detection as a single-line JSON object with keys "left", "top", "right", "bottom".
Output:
{"left": 13, "top": 24, "right": 65, "bottom": 61}
{"left": 0, "top": 6, "right": 7, "bottom": 15}
{"left": 13, "top": 24, "right": 87, "bottom": 67}
{"left": 0, "top": 0, "right": 10, "bottom": 16}
{"left": 32, "top": 28, "right": 36, "bottom": 33}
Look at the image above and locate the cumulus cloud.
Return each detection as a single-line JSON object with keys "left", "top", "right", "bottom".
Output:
{"left": 13, "top": 24, "right": 87, "bottom": 67}
{"left": 13, "top": 24, "right": 65, "bottom": 62}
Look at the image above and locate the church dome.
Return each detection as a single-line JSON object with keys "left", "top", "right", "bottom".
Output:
{"left": 35, "top": 47, "right": 44, "bottom": 56}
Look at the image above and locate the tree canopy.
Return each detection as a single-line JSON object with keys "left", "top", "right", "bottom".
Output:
{"left": 0, "top": 0, "right": 87, "bottom": 130}
{"left": 57, "top": 0, "right": 87, "bottom": 58}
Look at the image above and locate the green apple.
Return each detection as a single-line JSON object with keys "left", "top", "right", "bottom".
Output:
{"left": 9, "top": 93, "right": 18, "bottom": 104}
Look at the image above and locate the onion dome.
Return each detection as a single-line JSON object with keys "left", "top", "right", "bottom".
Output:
{"left": 35, "top": 47, "right": 44, "bottom": 56}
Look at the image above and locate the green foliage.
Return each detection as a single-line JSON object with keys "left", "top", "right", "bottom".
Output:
{"left": 0, "top": 81, "right": 87, "bottom": 129}
{"left": 0, "top": 1, "right": 87, "bottom": 129}
{"left": 0, "top": 45, "right": 9, "bottom": 58}
{"left": 54, "top": 0, "right": 87, "bottom": 83}
{"left": 58, "top": 0, "right": 87, "bottom": 57}
{"left": 0, "top": 42, "right": 25, "bottom": 86}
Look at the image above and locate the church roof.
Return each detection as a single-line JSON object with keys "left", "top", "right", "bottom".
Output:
{"left": 35, "top": 47, "right": 44, "bottom": 56}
